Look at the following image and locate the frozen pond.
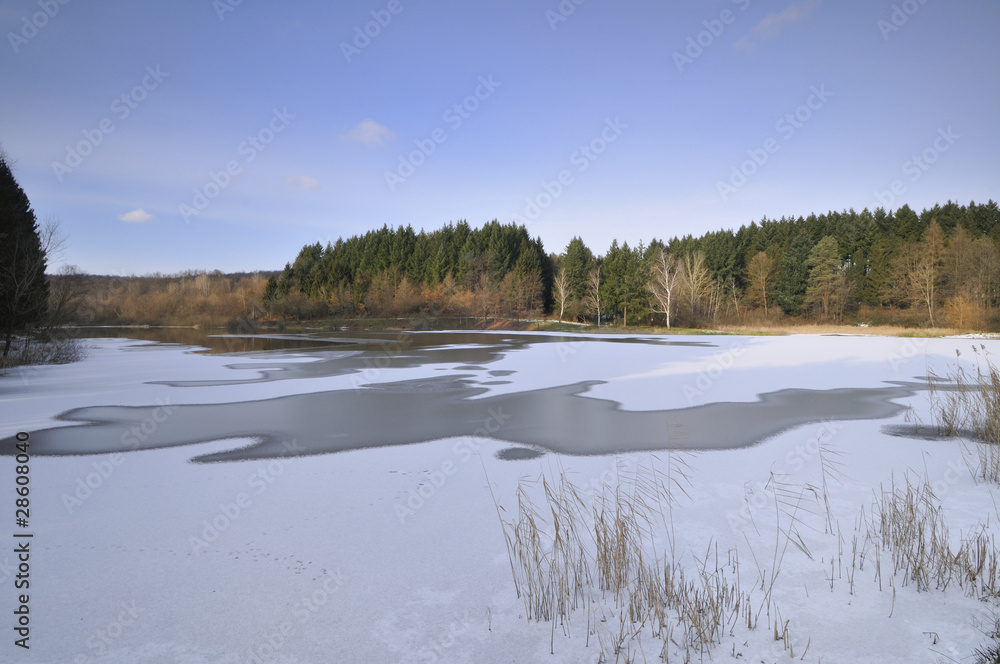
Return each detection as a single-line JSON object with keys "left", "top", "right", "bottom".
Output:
{"left": 0, "top": 330, "right": 996, "bottom": 663}
{"left": 2, "top": 330, "right": 935, "bottom": 461}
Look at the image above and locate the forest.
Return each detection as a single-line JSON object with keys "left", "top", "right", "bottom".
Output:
{"left": 260, "top": 200, "right": 1000, "bottom": 330}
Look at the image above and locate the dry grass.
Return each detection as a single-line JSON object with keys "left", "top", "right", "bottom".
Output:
{"left": 874, "top": 474, "right": 999, "bottom": 599}
{"left": 489, "top": 428, "right": 1000, "bottom": 661}
{"left": 0, "top": 335, "right": 88, "bottom": 372}
{"left": 491, "top": 459, "right": 782, "bottom": 662}
{"left": 976, "top": 616, "right": 1000, "bottom": 663}
{"left": 715, "top": 323, "right": 969, "bottom": 337}
{"left": 929, "top": 345, "right": 1000, "bottom": 482}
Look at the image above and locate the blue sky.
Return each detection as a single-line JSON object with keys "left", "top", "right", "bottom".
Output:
{"left": 1, "top": 0, "right": 997, "bottom": 274}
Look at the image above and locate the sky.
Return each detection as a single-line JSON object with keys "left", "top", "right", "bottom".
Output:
{"left": 1, "top": 0, "right": 998, "bottom": 275}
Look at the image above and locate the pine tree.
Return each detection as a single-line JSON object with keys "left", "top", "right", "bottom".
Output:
{"left": 774, "top": 230, "right": 813, "bottom": 316}
{"left": 262, "top": 275, "right": 279, "bottom": 305}
{"left": 804, "top": 236, "right": 841, "bottom": 318}
{"left": 562, "top": 237, "right": 595, "bottom": 302}
{"left": 0, "top": 152, "right": 49, "bottom": 357}
{"left": 861, "top": 235, "right": 896, "bottom": 306}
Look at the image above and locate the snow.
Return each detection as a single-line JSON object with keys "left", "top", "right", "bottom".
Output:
{"left": 0, "top": 332, "right": 998, "bottom": 662}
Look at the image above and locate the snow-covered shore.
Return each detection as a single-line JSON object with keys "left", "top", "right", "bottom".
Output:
{"left": 0, "top": 332, "right": 997, "bottom": 662}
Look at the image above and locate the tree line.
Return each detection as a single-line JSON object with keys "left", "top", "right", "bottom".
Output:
{"left": 267, "top": 201, "right": 1000, "bottom": 329}
{"left": 263, "top": 220, "right": 553, "bottom": 320}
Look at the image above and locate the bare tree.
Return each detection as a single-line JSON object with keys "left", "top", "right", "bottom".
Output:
{"left": 47, "top": 264, "right": 87, "bottom": 327}
{"left": 746, "top": 251, "right": 775, "bottom": 316}
{"left": 647, "top": 248, "right": 679, "bottom": 328}
{"left": 971, "top": 238, "right": 1000, "bottom": 311}
{"left": 895, "top": 220, "right": 946, "bottom": 326}
{"left": 473, "top": 273, "right": 501, "bottom": 321}
{"left": 583, "top": 266, "right": 601, "bottom": 326}
{"left": 948, "top": 228, "right": 998, "bottom": 319}
{"left": 679, "top": 250, "right": 711, "bottom": 321}
{"left": 831, "top": 267, "right": 853, "bottom": 322}
{"left": 553, "top": 265, "right": 570, "bottom": 322}
{"left": 727, "top": 276, "right": 741, "bottom": 321}
{"left": 705, "top": 278, "right": 724, "bottom": 326}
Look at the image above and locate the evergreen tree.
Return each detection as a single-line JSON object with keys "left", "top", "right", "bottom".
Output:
{"left": 600, "top": 240, "right": 627, "bottom": 322}
{"left": 894, "top": 204, "right": 921, "bottom": 241}
{"left": 562, "top": 237, "right": 594, "bottom": 302}
{"left": 804, "top": 236, "right": 841, "bottom": 317}
{"left": 0, "top": 152, "right": 49, "bottom": 357}
{"left": 774, "top": 230, "right": 813, "bottom": 316}
{"left": 262, "top": 275, "right": 278, "bottom": 304}
{"left": 264, "top": 200, "right": 1000, "bottom": 328}
{"left": 601, "top": 241, "right": 647, "bottom": 325}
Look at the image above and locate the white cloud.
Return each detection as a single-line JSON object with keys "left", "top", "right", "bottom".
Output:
{"left": 118, "top": 208, "right": 153, "bottom": 223}
{"left": 734, "top": 0, "right": 821, "bottom": 54}
{"left": 341, "top": 119, "right": 394, "bottom": 146}
{"left": 286, "top": 175, "right": 321, "bottom": 191}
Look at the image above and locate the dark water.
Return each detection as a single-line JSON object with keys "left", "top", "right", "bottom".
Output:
{"left": 66, "top": 326, "right": 340, "bottom": 353}
{"left": 65, "top": 326, "right": 710, "bottom": 357}
{"left": 4, "top": 329, "right": 934, "bottom": 462}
